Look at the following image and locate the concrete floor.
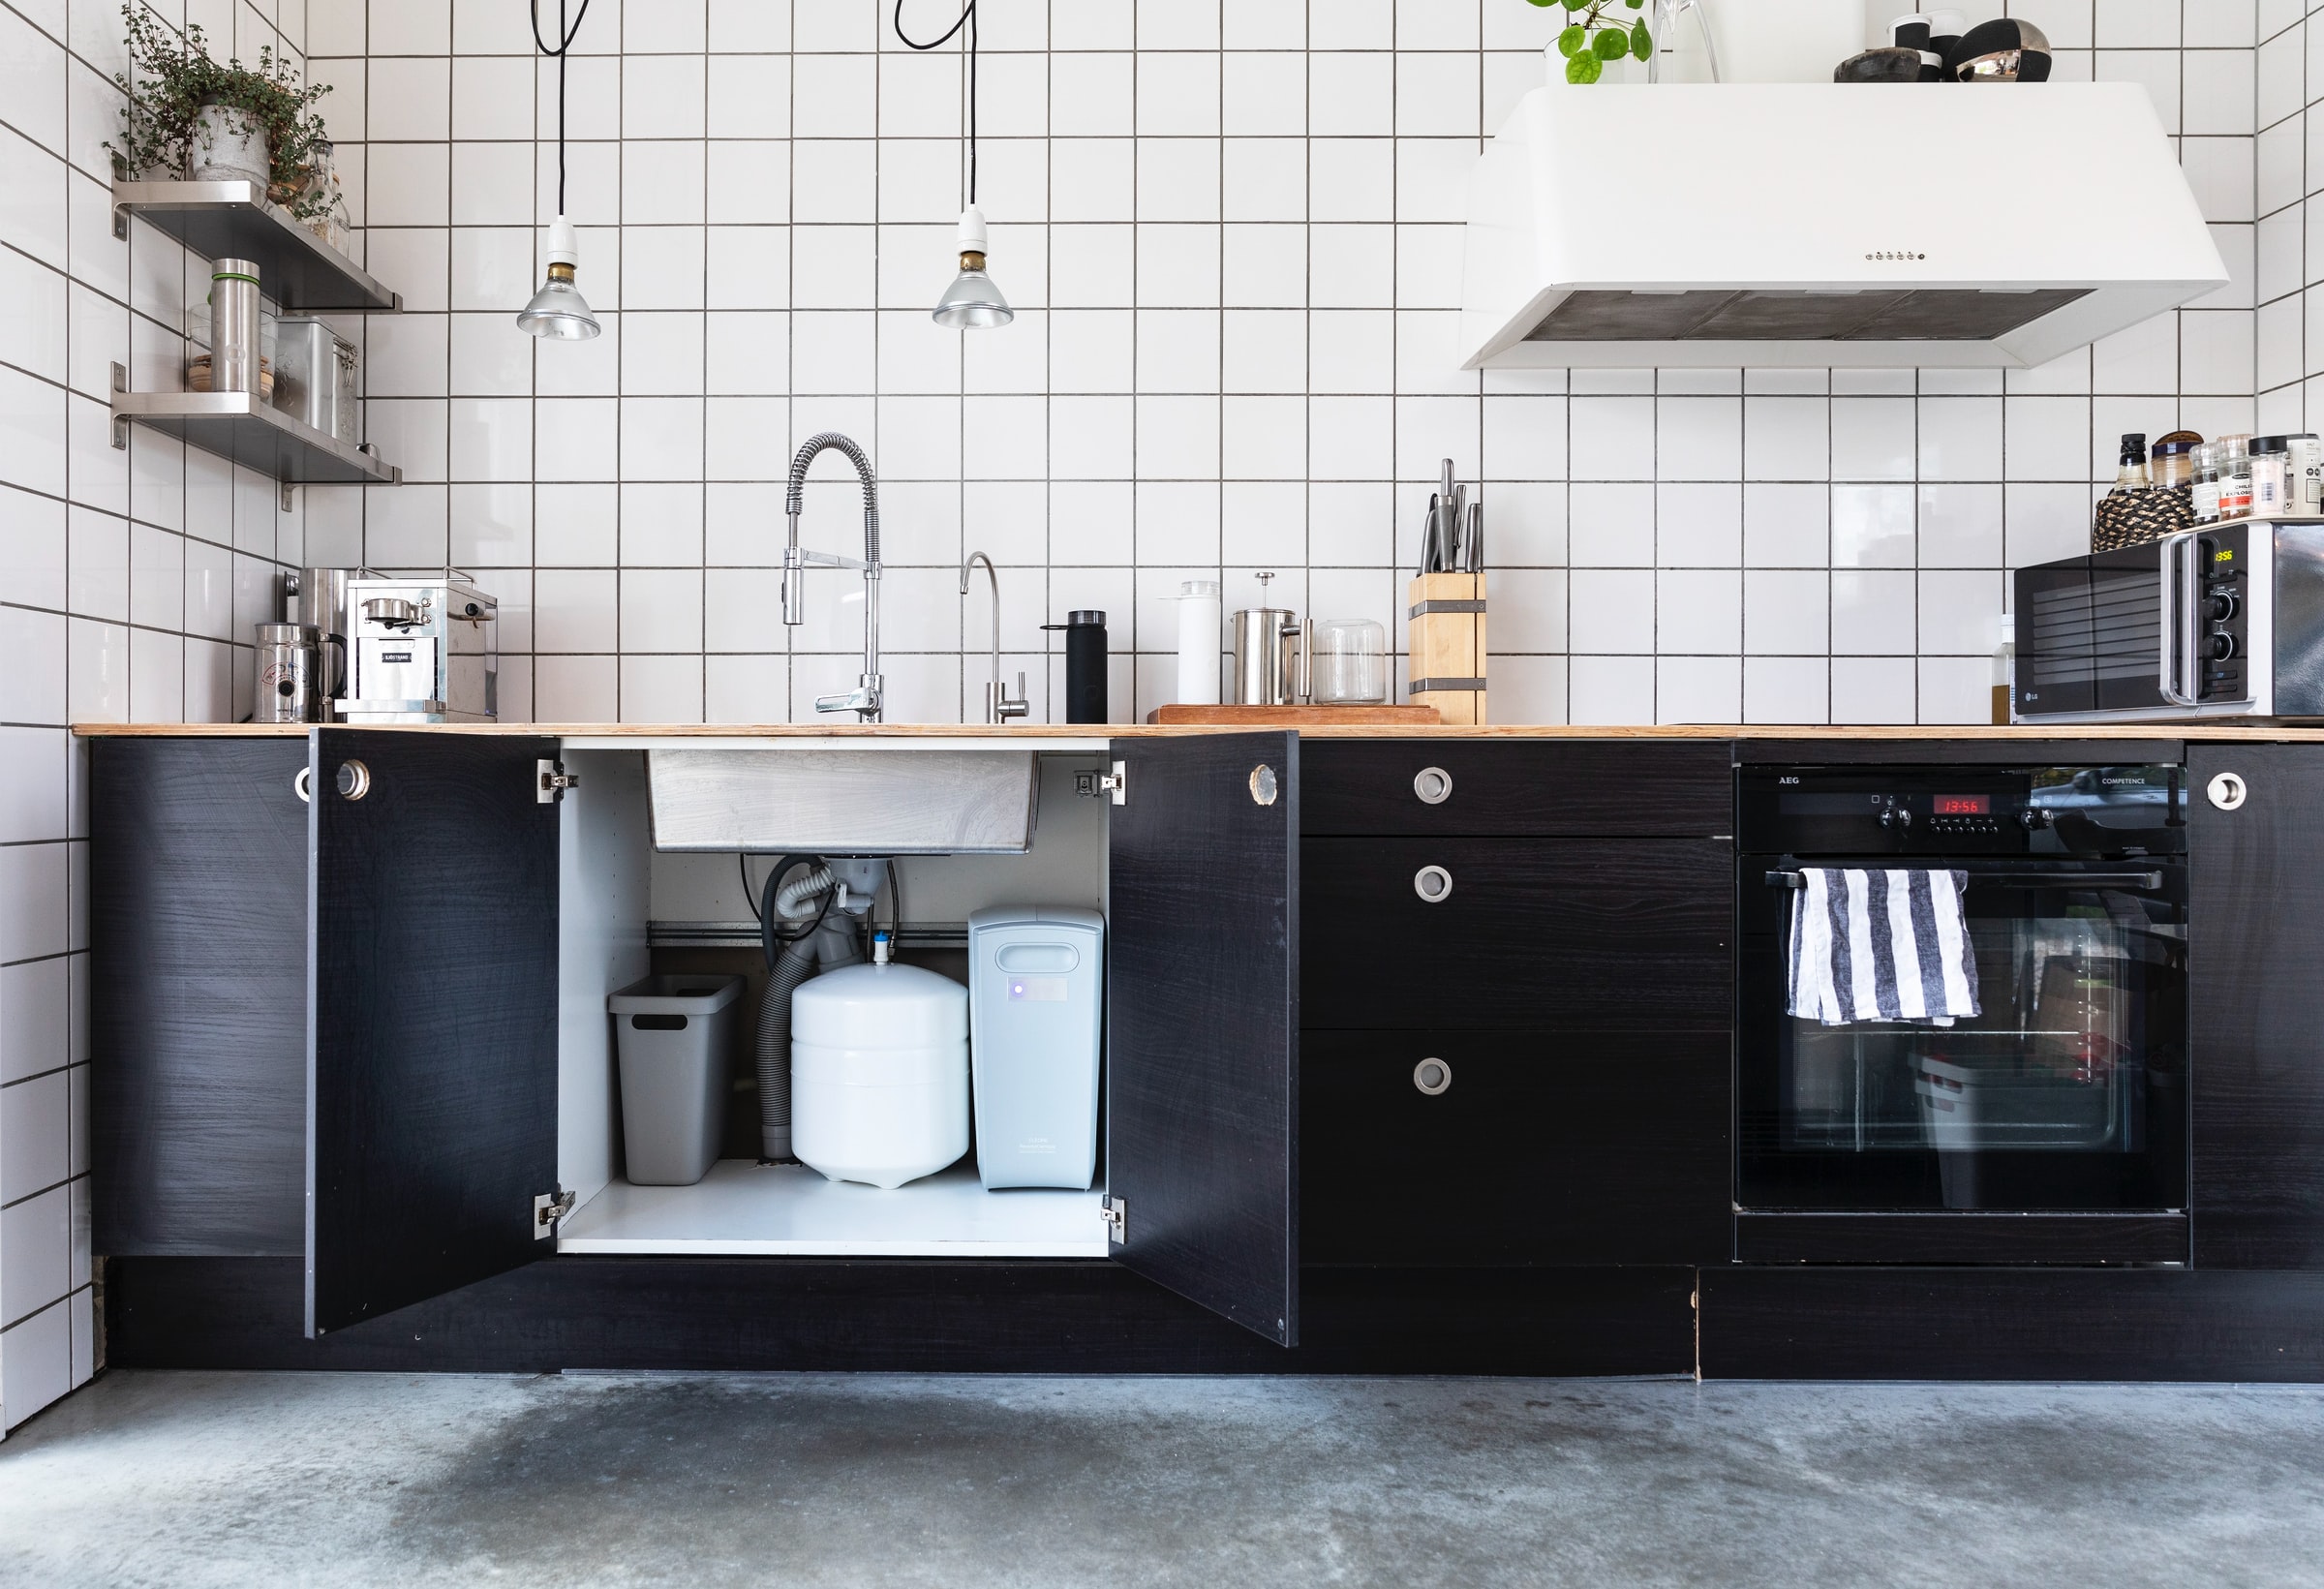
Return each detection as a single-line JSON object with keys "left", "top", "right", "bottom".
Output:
{"left": 2, "top": 1372, "right": 2320, "bottom": 1588}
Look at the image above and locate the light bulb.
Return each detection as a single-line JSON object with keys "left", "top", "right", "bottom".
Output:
{"left": 933, "top": 206, "right": 1013, "bottom": 330}
{"left": 518, "top": 215, "right": 600, "bottom": 340}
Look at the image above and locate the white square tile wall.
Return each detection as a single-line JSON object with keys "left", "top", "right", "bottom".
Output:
{"left": 0, "top": 0, "right": 2267, "bottom": 1427}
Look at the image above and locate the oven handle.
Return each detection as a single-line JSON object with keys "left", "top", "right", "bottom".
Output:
{"left": 2159, "top": 531, "right": 2200, "bottom": 709}
{"left": 1764, "top": 869, "right": 2165, "bottom": 892}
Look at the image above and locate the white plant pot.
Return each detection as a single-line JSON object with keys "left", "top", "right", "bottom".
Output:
{"left": 1658, "top": 0, "right": 1868, "bottom": 84}
{"left": 189, "top": 102, "right": 269, "bottom": 186}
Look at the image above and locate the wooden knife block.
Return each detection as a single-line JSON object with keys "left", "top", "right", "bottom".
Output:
{"left": 1406, "top": 572, "right": 1486, "bottom": 726}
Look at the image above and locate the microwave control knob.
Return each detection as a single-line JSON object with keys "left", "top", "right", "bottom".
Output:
{"left": 2209, "top": 631, "right": 2239, "bottom": 661}
{"left": 2207, "top": 590, "right": 2240, "bottom": 622}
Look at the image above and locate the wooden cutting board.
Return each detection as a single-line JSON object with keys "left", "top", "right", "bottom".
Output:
{"left": 1145, "top": 704, "right": 1442, "bottom": 725}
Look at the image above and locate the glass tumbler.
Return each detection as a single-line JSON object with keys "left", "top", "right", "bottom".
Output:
{"left": 1307, "top": 618, "right": 1388, "bottom": 705}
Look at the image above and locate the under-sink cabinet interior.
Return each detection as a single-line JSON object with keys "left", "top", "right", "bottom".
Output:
{"left": 553, "top": 749, "right": 1118, "bottom": 1260}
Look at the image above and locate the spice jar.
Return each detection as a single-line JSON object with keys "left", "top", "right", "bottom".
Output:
{"left": 2251, "top": 435, "right": 2292, "bottom": 518}
{"left": 2150, "top": 433, "right": 2201, "bottom": 489}
{"left": 2289, "top": 434, "right": 2324, "bottom": 515}
{"left": 2216, "top": 434, "right": 2253, "bottom": 521}
{"left": 2191, "top": 443, "right": 2220, "bottom": 525}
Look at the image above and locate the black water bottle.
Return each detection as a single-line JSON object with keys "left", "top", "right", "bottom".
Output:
{"left": 1042, "top": 609, "right": 1108, "bottom": 724}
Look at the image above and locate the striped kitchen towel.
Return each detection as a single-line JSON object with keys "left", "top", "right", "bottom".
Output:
{"left": 1787, "top": 868, "right": 1981, "bottom": 1027}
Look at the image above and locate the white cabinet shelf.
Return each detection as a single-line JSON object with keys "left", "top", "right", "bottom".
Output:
{"left": 556, "top": 1160, "right": 1110, "bottom": 1258}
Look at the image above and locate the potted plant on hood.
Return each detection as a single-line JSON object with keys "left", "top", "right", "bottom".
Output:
{"left": 107, "top": 6, "right": 335, "bottom": 223}
{"left": 1533, "top": 0, "right": 1655, "bottom": 85}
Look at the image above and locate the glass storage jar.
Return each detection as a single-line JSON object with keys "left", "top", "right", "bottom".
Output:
{"left": 1307, "top": 618, "right": 1389, "bottom": 705}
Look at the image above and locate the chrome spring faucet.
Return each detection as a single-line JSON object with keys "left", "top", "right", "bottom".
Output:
{"left": 782, "top": 432, "right": 884, "bottom": 720}
{"left": 961, "top": 552, "right": 1028, "bottom": 725}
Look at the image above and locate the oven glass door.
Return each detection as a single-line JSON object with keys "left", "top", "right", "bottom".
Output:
{"left": 1738, "top": 859, "right": 2187, "bottom": 1211}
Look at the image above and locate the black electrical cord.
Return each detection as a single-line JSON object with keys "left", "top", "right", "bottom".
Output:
{"left": 893, "top": 1, "right": 978, "bottom": 206}
{"left": 529, "top": 0, "right": 594, "bottom": 216}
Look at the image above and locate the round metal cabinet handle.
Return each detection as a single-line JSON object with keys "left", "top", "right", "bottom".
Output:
{"left": 2207, "top": 771, "right": 2248, "bottom": 811}
{"left": 334, "top": 759, "right": 372, "bottom": 801}
{"left": 1413, "top": 1057, "right": 1452, "bottom": 1096}
{"left": 1249, "top": 763, "right": 1279, "bottom": 807}
{"left": 293, "top": 767, "right": 311, "bottom": 804}
{"left": 1413, "top": 864, "right": 1453, "bottom": 903}
{"left": 1413, "top": 766, "right": 1452, "bottom": 806}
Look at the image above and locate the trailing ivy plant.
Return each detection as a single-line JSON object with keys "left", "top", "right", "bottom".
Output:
{"left": 1531, "top": 0, "right": 1655, "bottom": 84}
{"left": 107, "top": 5, "right": 335, "bottom": 219}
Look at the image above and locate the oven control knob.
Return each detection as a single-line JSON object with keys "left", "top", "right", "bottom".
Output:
{"left": 2017, "top": 808, "right": 2053, "bottom": 831}
{"left": 1880, "top": 806, "right": 1913, "bottom": 831}
{"left": 2207, "top": 590, "right": 2240, "bottom": 623}
{"left": 2209, "top": 631, "right": 2239, "bottom": 661}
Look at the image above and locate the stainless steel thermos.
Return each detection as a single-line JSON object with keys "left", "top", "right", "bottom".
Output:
{"left": 254, "top": 623, "right": 323, "bottom": 723}
{"left": 208, "top": 258, "right": 264, "bottom": 394}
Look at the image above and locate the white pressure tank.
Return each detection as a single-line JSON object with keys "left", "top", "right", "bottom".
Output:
{"left": 790, "top": 937, "right": 969, "bottom": 1190}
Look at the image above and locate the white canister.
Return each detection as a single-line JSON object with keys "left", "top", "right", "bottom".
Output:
{"left": 790, "top": 959, "right": 968, "bottom": 1190}
{"left": 1173, "top": 579, "right": 1222, "bottom": 706}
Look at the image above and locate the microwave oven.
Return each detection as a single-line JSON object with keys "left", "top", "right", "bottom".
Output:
{"left": 2012, "top": 519, "right": 2324, "bottom": 722}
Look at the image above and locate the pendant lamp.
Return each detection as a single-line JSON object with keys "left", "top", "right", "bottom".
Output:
{"left": 897, "top": 1, "right": 1012, "bottom": 329}
{"left": 519, "top": 1, "right": 601, "bottom": 340}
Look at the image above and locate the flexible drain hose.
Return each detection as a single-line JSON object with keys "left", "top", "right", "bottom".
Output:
{"left": 753, "top": 861, "right": 837, "bottom": 1162}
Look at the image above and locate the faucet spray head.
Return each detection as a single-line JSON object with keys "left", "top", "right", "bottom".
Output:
{"left": 781, "top": 506, "right": 805, "bottom": 626}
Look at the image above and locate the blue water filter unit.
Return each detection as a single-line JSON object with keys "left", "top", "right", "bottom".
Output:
{"left": 966, "top": 905, "right": 1105, "bottom": 1190}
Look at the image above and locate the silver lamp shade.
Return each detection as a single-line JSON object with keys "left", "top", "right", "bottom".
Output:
{"left": 933, "top": 206, "right": 1013, "bottom": 330}
{"left": 517, "top": 216, "right": 601, "bottom": 341}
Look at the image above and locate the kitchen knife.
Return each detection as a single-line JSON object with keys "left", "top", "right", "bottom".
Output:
{"left": 1423, "top": 492, "right": 1441, "bottom": 573}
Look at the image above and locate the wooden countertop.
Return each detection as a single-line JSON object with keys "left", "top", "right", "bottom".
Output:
{"left": 69, "top": 720, "right": 2324, "bottom": 742}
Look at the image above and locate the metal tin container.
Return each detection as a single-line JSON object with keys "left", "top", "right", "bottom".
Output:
{"left": 343, "top": 573, "right": 499, "bottom": 722}
{"left": 254, "top": 623, "right": 323, "bottom": 723}
{"left": 275, "top": 319, "right": 360, "bottom": 445}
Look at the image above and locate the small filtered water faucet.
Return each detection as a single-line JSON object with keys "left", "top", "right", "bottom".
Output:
{"left": 783, "top": 432, "right": 884, "bottom": 720}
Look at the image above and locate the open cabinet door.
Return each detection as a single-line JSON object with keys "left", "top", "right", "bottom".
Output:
{"left": 307, "top": 730, "right": 563, "bottom": 1336}
{"left": 1106, "top": 732, "right": 1299, "bottom": 1346}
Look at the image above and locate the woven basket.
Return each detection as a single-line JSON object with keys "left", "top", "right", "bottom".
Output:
{"left": 2092, "top": 486, "right": 2195, "bottom": 551}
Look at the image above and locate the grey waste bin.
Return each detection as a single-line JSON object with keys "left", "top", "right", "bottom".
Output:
{"left": 607, "top": 974, "right": 743, "bottom": 1186}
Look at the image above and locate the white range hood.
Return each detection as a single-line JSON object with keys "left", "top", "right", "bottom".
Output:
{"left": 1460, "top": 84, "right": 2229, "bottom": 370}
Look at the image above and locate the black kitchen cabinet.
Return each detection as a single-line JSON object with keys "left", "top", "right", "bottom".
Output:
{"left": 2188, "top": 744, "right": 2324, "bottom": 1268}
{"left": 1301, "top": 838, "right": 1732, "bottom": 1031}
{"left": 92, "top": 737, "right": 309, "bottom": 1259}
{"left": 1300, "top": 1030, "right": 1730, "bottom": 1266}
{"left": 91, "top": 728, "right": 1309, "bottom": 1349}
{"left": 1300, "top": 741, "right": 1731, "bottom": 836}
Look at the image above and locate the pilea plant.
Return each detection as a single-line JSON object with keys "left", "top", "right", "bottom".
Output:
{"left": 106, "top": 5, "right": 335, "bottom": 219}
{"left": 1530, "top": 0, "right": 1655, "bottom": 84}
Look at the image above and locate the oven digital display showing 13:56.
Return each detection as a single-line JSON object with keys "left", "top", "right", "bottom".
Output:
{"left": 1932, "top": 795, "right": 1993, "bottom": 815}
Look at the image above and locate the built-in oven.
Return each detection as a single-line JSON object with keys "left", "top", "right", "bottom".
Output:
{"left": 1736, "top": 763, "right": 2189, "bottom": 1265}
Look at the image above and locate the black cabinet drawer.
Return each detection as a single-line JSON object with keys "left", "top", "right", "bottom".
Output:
{"left": 1301, "top": 838, "right": 1733, "bottom": 1030}
{"left": 1300, "top": 1031, "right": 1732, "bottom": 1266}
{"left": 1300, "top": 741, "right": 1732, "bottom": 837}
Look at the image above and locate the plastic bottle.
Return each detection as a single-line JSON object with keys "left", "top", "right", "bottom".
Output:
{"left": 1991, "top": 613, "right": 2014, "bottom": 726}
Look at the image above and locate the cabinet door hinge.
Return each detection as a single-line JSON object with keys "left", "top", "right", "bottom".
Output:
{"left": 534, "top": 1188, "right": 576, "bottom": 1238}
{"left": 1100, "top": 1194, "right": 1126, "bottom": 1245}
{"left": 536, "top": 759, "right": 581, "bottom": 804}
{"left": 1076, "top": 761, "right": 1127, "bottom": 806}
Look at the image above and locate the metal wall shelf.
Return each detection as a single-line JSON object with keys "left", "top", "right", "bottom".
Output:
{"left": 110, "top": 384, "right": 400, "bottom": 490}
{"left": 111, "top": 179, "right": 401, "bottom": 313}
